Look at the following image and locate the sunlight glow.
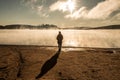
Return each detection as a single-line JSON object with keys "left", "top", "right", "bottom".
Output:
{"left": 60, "top": 0, "right": 76, "bottom": 13}
{"left": 67, "top": 0, "right": 75, "bottom": 13}
{"left": 65, "top": 40, "right": 78, "bottom": 46}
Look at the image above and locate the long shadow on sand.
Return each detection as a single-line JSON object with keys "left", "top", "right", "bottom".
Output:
{"left": 35, "top": 48, "right": 61, "bottom": 79}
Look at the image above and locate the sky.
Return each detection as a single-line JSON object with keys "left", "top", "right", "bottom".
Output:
{"left": 0, "top": 0, "right": 120, "bottom": 27}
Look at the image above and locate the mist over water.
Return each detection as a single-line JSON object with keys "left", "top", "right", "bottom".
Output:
{"left": 0, "top": 30, "right": 120, "bottom": 48}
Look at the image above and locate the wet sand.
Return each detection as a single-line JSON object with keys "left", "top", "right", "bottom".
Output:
{"left": 0, "top": 45, "right": 120, "bottom": 80}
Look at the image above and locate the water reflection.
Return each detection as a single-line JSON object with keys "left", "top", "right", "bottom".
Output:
{"left": 65, "top": 40, "right": 78, "bottom": 47}
{"left": 0, "top": 30, "right": 120, "bottom": 48}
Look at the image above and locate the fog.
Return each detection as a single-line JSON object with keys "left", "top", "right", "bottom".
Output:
{"left": 0, "top": 30, "right": 120, "bottom": 48}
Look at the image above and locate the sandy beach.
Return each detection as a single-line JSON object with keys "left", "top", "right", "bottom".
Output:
{"left": 0, "top": 45, "right": 120, "bottom": 80}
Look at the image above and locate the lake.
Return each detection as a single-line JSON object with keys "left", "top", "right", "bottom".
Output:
{"left": 0, "top": 29, "right": 120, "bottom": 48}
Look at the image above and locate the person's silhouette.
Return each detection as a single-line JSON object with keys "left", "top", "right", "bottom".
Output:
{"left": 35, "top": 31, "right": 63, "bottom": 79}
{"left": 56, "top": 31, "right": 63, "bottom": 49}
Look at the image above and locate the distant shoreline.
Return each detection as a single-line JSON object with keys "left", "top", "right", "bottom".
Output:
{"left": 0, "top": 24, "right": 120, "bottom": 30}
{"left": 0, "top": 44, "right": 120, "bottom": 50}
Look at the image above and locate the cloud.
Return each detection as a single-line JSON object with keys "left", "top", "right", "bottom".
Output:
{"left": 65, "top": 7, "right": 88, "bottom": 19}
{"left": 22, "top": 0, "right": 120, "bottom": 19}
{"left": 50, "top": 0, "right": 76, "bottom": 13}
{"left": 116, "top": 13, "right": 120, "bottom": 20}
{"left": 22, "top": 0, "right": 49, "bottom": 17}
{"left": 36, "top": 7, "right": 49, "bottom": 17}
{"left": 87, "top": 0, "right": 120, "bottom": 19}
{"left": 111, "top": 13, "right": 120, "bottom": 20}
{"left": 36, "top": 5, "right": 49, "bottom": 17}
{"left": 50, "top": 0, "right": 120, "bottom": 19}
{"left": 50, "top": 1, "right": 66, "bottom": 12}
{"left": 22, "top": 0, "right": 37, "bottom": 7}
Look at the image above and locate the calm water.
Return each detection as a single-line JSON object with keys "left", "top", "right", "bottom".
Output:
{"left": 0, "top": 30, "right": 120, "bottom": 48}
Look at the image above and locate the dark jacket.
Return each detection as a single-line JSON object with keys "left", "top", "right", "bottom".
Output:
{"left": 57, "top": 32, "right": 63, "bottom": 43}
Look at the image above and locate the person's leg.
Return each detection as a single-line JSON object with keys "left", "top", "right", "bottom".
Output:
{"left": 59, "top": 42, "right": 62, "bottom": 48}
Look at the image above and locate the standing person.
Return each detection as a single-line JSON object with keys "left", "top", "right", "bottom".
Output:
{"left": 56, "top": 31, "right": 63, "bottom": 50}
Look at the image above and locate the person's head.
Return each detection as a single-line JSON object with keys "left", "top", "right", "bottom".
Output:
{"left": 59, "top": 31, "right": 61, "bottom": 34}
